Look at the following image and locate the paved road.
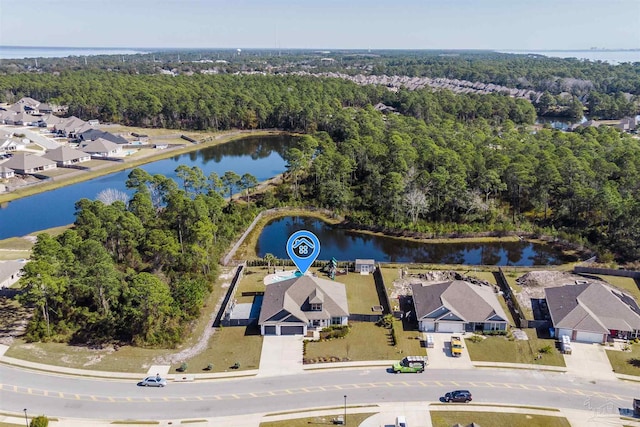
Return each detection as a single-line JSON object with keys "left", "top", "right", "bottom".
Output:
{"left": 1, "top": 364, "right": 637, "bottom": 422}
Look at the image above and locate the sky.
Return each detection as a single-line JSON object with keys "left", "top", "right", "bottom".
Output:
{"left": 1, "top": 0, "right": 639, "bottom": 50}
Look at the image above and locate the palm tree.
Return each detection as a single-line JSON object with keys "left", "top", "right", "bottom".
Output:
{"left": 263, "top": 253, "right": 276, "bottom": 273}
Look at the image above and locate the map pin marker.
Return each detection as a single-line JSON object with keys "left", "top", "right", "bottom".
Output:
{"left": 286, "top": 230, "right": 321, "bottom": 276}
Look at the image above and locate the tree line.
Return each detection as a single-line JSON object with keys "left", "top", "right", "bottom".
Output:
{"left": 19, "top": 168, "right": 258, "bottom": 346}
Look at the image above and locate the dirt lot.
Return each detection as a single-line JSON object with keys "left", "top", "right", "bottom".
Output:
{"left": 514, "top": 270, "right": 609, "bottom": 314}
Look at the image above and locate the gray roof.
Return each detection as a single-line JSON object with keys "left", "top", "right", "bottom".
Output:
{"left": 55, "top": 116, "right": 87, "bottom": 133}
{"left": 258, "top": 275, "right": 349, "bottom": 325}
{"left": 82, "top": 138, "right": 120, "bottom": 154}
{"left": 411, "top": 280, "right": 508, "bottom": 323}
{"left": 1, "top": 153, "right": 56, "bottom": 171}
{"left": 545, "top": 282, "right": 640, "bottom": 333}
{"left": 79, "top": 129, "right": 128, "bottom": 144}
{"left": 43, "top": 146, "right": 90, "bottom": 162}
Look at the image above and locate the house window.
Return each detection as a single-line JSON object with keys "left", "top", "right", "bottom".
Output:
{"left": 331, "top": 317, "right": 342, "bottom": 325}
{"left": 310, "top": 303, "right": 322, "bottom": 311}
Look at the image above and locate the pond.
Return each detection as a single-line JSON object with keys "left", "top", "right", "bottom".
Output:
{"left": 0, "top": 134, "right": 296, "bottom": 239}
{"left": 256, "top": 216, "right": 564, "bottom": 266}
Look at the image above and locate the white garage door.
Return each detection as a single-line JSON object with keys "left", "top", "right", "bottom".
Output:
{"left": 437, "top": 322, "right": 464, "bottom": 333}
{"left": 557, "top": 329, "right": 573, "bottom": 340}
{"left": 575, "top": 331, "right": 604, "bottom": 343}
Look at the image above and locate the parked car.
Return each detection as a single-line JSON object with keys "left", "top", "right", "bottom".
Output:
{"left": 395, "top": 415, "right": 408, "bottom": 427}
{"left": 139, "top": 376, "right": 167, "bottom": 387}
{"left": 444, "top": 390, "right": 472, "bottom": 403}
{"left": 392, "top": 356, "right": 427, "bottom": 373}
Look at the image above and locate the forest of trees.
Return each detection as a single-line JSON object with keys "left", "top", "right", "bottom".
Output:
{"left": 19, "top": 168, "right": 258, "bottom": 346}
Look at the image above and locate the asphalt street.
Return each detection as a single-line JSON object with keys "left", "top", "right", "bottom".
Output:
{"left": 1, "top": 364, "right": 637, "bottom": 421}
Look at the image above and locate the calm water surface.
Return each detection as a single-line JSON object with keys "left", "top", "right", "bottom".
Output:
{"left": 0, "top": 134, "right": 295, "bottom": 239}
{"left": 256, "top": 217, "right": 563, "bottom": 266}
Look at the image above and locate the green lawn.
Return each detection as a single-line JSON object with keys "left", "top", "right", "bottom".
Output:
{"left": 260, "top": 413, "right": 374, "bottom": 427}
{"left": 304, "top": 321, "right": 423, "bottom": 363}
{"left": 337, "top": 272, "right": 381, "bottom": 314}
{"left": 178, "top": 324, "right": 263, "bottom": 373}
{"left": 465, "top": 329, "right": 565, "bottom": 367}
{"left": 431, "top": 411, "right": 570, "bottom": 427}
{"left": 235, "top": 266, "right": 268, "bottom": 303}
{"left": 605, "top": 343, "right": 640, "bottom": 376}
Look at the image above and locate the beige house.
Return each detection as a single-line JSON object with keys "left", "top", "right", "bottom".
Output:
{"left": 82, "top": 138, "right": 122, "bottom": 157}
{"left": 43, "top": 146, "right": 91, "bottom": 166}
{"left": 259, "top": 275, "right": 349, "bottom": 336}
{"left": 411, "top": 280, "right": 509, "bottom": 333}
{"left": 0, "top": 166, "right": 15, "bottom": 179}
{"left": 1, "top": 153, "right": 56, "bottom": 174}
{"left": 0, "top": 259, "right": 28, "bottom": 289}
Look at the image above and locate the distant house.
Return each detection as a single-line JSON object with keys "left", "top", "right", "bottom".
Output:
{"left": 0, "top": 259, "right": 28, "bottom": 289}
{"left": 374, "top": 102, "right": 398, "bottom": 114}
{"left": 5, "top": 112, "right": 37, "bottom": 126}
{"left": 37, "top": 114, "right": 65, "bottom": 128}
{"left": 258, "top": 275, "right": 349, "bottom": 335}
{"left": 615, "top": 117, "right": 638, "bottom": 132}
{"left": 0, "top": 166, "right": 15, "bottom": 179}
{"left": 411, "top": 280, "right": 509, "bottom": 333}
{"left": 1, "top": 139, "right": 26, "bottom": 152}
{"left": 78, "top": 129, "right": 129, "bottom": 145}
{"left": 1, "top": 153, "right": 57, "bottom": 174}
{"left": 545, "top": 282, "right": 640, "bottom": 343}
{"left": 354, "top": 259, "right": 376, "bottom": 274}
{"left": 43, "top": 146, "right": 91, "bottom": 166}
{"left": 54, "top": 116, "right": 89, "bottom": 137}
{"left": 82, "top": 138, "right": 122, "bottom": 157}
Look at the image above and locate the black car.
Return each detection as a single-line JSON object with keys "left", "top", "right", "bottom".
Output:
{"left": 444, "top": 390, "right": 472, "bottom": 403}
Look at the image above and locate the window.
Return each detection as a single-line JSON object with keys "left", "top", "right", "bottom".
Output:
{"left": 331, "top": 317, "right": 342, "bottom": 325}
{"left": 310, "top": 303, "right": 322, "bottom": 311}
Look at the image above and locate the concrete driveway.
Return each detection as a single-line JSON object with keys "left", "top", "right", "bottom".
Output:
{"left": 426, "top": 334, "right": 473, "bottom": 370}
{"left": 258, "top": 335, "right": 304, "bottom": 377}
{"left": 563, "top": 342, "right": 615, "bottom": 381}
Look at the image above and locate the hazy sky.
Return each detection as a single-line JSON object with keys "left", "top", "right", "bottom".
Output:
{"left": 1, "top": 0, "right": 639, "bottom": 50}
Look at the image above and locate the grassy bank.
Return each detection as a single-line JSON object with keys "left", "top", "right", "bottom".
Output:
{"left": 431, "top": 411, "right": 570, "bottom": 427}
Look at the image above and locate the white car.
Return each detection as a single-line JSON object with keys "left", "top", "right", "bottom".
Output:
{"left": 139, "top": 376, "right": 167, "bottom": 387}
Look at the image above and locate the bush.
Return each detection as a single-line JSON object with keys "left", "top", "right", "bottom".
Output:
{"left": 468, "top": 335, "right": 483, "bottom": 343}
{"left": 321, "top": 325, "right": 350, "bottom": 340}
{"left": 30, "top": 416, "right": 49, "bottom": 427}
{"left": 178, "top": 362, "right": 188, "bottom": 372}
{"left": 539, "top": 345, "right": 553, "bottom": 354}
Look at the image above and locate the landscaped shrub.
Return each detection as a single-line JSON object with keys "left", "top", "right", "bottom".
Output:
{"left": 539, "top": 345, "right": 553, "bottom": 354}
{"left": 178, "top": 362, "right": 188, "bottom": 372}
{"left": 320, "top": 325, "right": 350, "bottom": 340}
{"left": 468, "top": 335, "right": 483, "bottom": 343}
{"left": 30, "top": 416, "right": 49, "bottom": 427}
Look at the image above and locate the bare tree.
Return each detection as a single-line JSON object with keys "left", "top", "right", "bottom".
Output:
{"left": 404, "top": 188, "right": 429, "bottom": 224}
{"left": 96, "top": 188, "right": 129, "bottom": 205}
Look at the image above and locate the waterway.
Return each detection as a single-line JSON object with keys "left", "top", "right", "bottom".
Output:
{"left": 256, "top": 217, "right": 563, "bottom": 266}
{"left": 0, "top": 134, "right": 295, "bottom": 239}
{"left": 498, "top": 50, "right": 640, "bottom": 65}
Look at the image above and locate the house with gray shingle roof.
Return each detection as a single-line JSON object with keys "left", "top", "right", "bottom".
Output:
{"left": 545, "top": 282, "right": 640, "bottom": 343}
{"left": 81, "top": 138, "right": 122, "bottom": 157}
{"left": 1, "top": 153, "right": 56, "bottom": 174}
{"left": 258, "top": 275, "right": 349, "bottom": 335}
{"left": 78, "top": 128, "right": 129, "bottom": 145}
{"left": 43, "top": 146, "right": 91, "bottom": 166}
{"left": 54, "top": 116, "right": 89, "bottom": 137}
{"left": 411, "top": 280, "right": 508, "bottom": 333}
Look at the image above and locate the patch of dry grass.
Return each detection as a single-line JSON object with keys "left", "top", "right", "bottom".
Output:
{"left": 431, "top": 411, "right": 570, "bottom": 427}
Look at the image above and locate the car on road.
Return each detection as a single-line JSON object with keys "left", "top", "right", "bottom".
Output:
{"left": 139, "top": 376, "right": 167, "bottom": 387}
{"left": 444, "top": 390, "right": 472, "bottom": 402}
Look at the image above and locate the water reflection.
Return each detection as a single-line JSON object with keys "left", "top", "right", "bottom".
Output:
{"left": 0, "top": 134, "right": 296, "bottom": 239}
{"left": 256, "top": 216, "right": 563, "bottom": 266}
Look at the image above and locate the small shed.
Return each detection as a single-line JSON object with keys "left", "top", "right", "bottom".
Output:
{"left": 355, "top": 259, "right": 375, "bottom": 274}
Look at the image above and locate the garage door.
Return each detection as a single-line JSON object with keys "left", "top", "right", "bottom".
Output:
{"left": 264, "top": 326, "right": 276, "bottom": 335}
{"left": 280, "top": 325, "right": 304, "bottom": 335}
{"left": 437, "top": 322, "right": 464, "bottom": 333}
{"left": 575, "top": 331, "right": 604, "bottom": 343}
{"left": 557, "top": 329, "right": 573, "bottom": 340}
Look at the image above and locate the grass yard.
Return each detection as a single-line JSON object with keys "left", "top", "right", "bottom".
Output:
{"left": 235, "top": 266, "right": 268, "bottom": 303}
{"left": 431, "top": 411, "right": 570, "bottom": 427}
{"left": 592, "top": 275, "right": 640, "bottom": 300}
{"left": 178, "top": 324, "right": 263, "bottom": 373}
{"left": 260, "top": 413, "right": 374, "bottom": 427}
{"left": 605, "top": 343, "right": 640, "bottom": 376}
{"left": 304, "top": 321, "right": 423, "bottom": 363}
{"left": 465, "top": 329, "right": 565, "bottom": 367}
{"left": 0, "top": 237, "right": 33, "bottom": 251}
{"left": 338, "top": 272, "right": 381, "bottom": 314}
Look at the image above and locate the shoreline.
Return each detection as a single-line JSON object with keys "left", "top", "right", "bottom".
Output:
{"left": 0, "top": 128, "right": 284, "bottom": 205}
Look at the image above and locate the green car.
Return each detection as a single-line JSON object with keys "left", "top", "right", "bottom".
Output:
{"left": 392, "top": 356, "right": 427, "bottom": 373}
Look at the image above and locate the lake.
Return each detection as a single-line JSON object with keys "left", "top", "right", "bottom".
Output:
{"left": 0, "top": 134, "right": 295, "bottom": 239}
{"left": 499, "top": 50, "right": 640, "bottom": 65}
{"left": 256, "top": 217, "right": 564, "bottom": 266}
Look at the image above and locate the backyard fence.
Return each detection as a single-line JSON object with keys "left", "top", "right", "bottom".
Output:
{"left": 215, "top": 263, "right": 245, "bottom": 328}
{"left": 495, "top": 268, "right": 527, "bottom": 328}
{"left": 373, "top": 265, "right": 392, "bottom": 315}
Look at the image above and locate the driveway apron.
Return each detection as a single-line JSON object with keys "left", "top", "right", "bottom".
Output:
{"left": 258, "top": 335, "right": 304, "bottom": 377}
{"left": 563, "top": 342, "right": 616, "bottom": 381}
